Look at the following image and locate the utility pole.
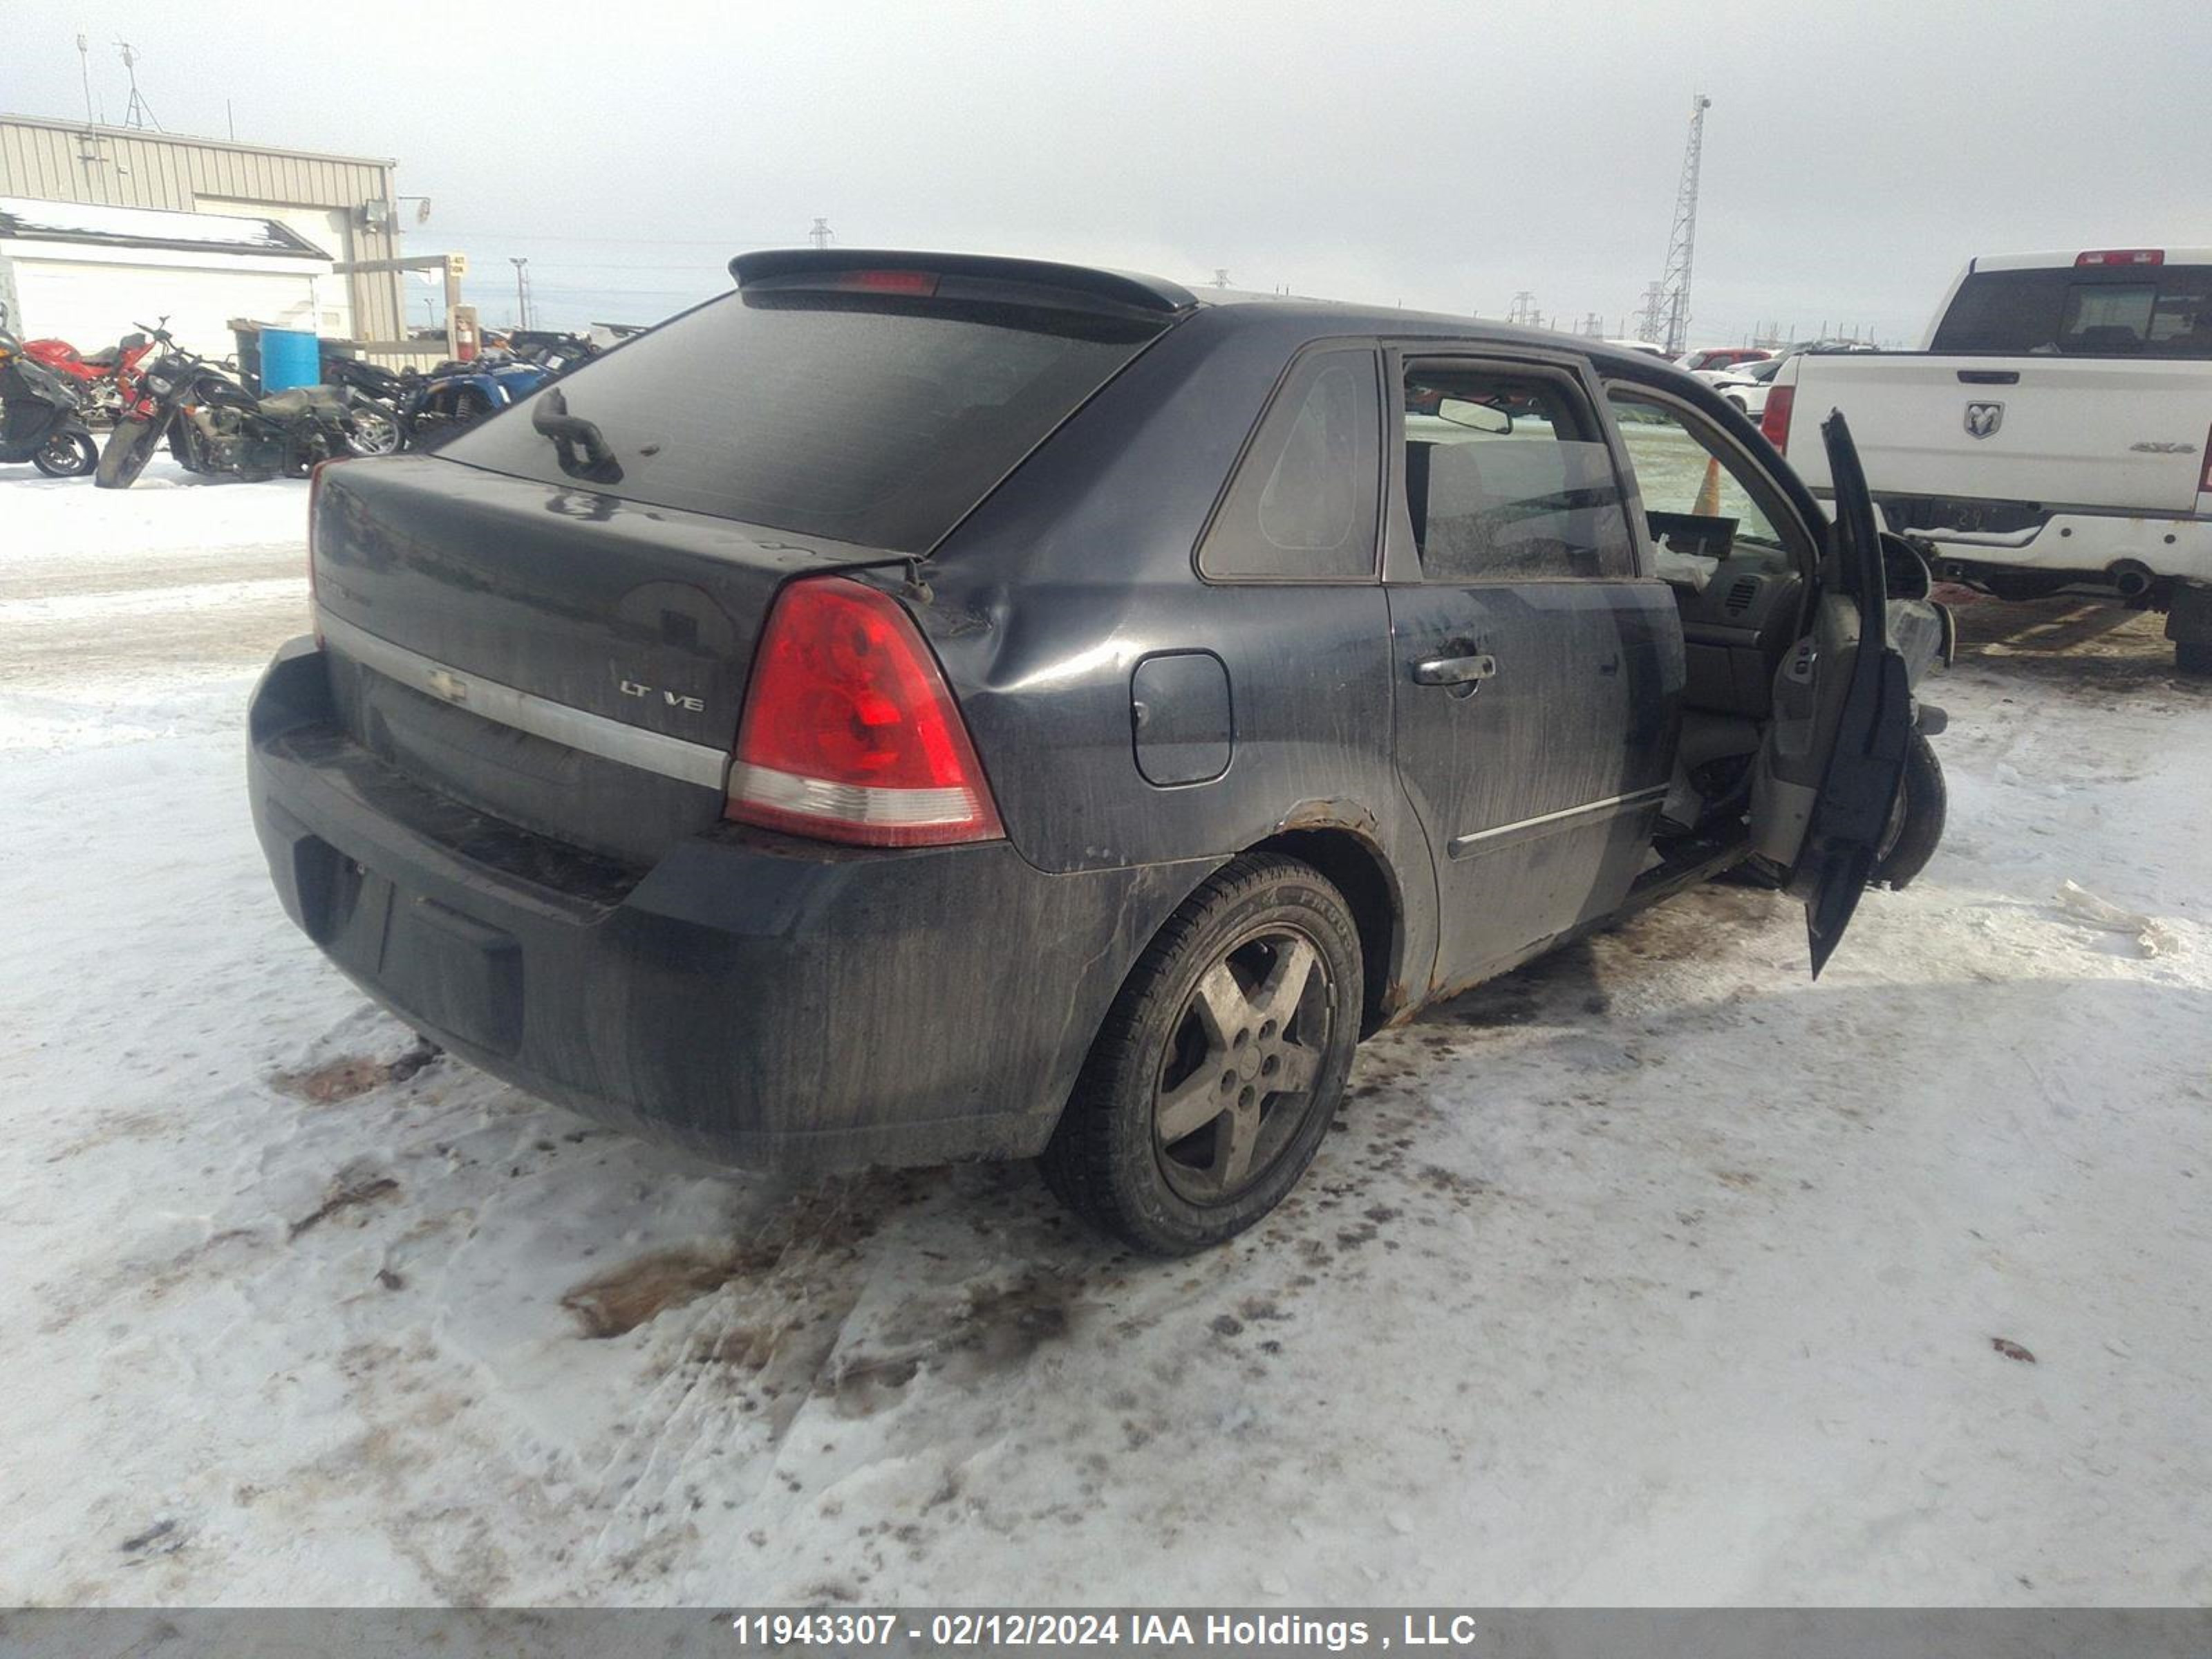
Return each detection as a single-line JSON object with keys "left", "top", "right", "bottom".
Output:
{"left": 1508, "top": 290, "right": 1537, "bottom": 326}
{"left": 809, "top": 217, "right": 832, "bottom": 250}
{"left": 1650, "top": 93, "right": 1712, "bottom": 355}
{"left": 509, "top": 257, "right": 532, "bottom": 330}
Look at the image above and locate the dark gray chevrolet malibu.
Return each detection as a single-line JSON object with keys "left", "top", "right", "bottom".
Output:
{"left": 248, "top": 249, "right": 1947, "bottom": 1253}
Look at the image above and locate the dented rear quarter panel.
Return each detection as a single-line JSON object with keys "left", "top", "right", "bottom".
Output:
{"left": 913, "top": 307, "right": 1441, "bottom": 1017}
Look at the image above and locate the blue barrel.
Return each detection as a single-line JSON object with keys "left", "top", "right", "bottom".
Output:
{"left": 259, "top": 328, "right": 321, "bottom": 393}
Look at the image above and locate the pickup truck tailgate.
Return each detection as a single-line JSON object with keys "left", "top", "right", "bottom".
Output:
{"left": 1782, "top": 355, "right": 2209, "bottom": 514}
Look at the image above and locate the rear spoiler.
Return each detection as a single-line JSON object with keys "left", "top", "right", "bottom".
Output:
{"left": 730, "top": 248, "right": 1198, "bottom": 321}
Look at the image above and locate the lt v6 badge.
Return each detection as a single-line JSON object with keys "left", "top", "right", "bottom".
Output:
{"left": 618, "top": 677, "right": 706, "bottom": 713}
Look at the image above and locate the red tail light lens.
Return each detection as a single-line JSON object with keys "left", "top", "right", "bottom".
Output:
{"left": 1761, "top": 383, "right": 1795, "bottom": 453}
{"left": 725, "top": 577, "right": 1003, "bottom": 847}
{"left": 832, "top": 270, "right": 939, "bottom": 294}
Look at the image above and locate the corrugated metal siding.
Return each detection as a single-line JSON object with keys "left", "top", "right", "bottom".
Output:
{"left": 0, "top": 115, "right": 404, "bottom": 344}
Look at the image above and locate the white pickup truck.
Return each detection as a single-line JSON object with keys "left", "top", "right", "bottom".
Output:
{"left": 1761, "top": 247, "right": 2212, "bottom": 673}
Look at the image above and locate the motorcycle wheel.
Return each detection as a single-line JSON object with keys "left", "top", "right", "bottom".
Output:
{"left": 344, "top": 402, "right": 406, "bottom": 456}
{"left": 33, "top": 430, "right": 99, "bottom": 478}
{"left": 95, "top": 418, "right": 165, "bottom": 489}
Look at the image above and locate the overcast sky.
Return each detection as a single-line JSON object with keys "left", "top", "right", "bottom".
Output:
{"left": 12, "top": 0, "right": 2206, "bottom": 344}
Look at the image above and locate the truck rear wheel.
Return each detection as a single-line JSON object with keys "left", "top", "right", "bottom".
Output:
{"left": 1040, "top": 854, "right": 1362, "bottom": 1255}
{"left": 2177, "top": 641, "right": 2212, "bottom": 677}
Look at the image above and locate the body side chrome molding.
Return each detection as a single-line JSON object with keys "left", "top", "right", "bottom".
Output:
{"left": 316, "top": 608, "right": 731, "bottom": 791}
{"left": 1449, "top": 785, "right": 1670, "bottom": 860}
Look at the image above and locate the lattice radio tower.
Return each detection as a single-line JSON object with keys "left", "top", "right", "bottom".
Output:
{"left": 1650, "top": 93, "right": 1711, "bottom": 355}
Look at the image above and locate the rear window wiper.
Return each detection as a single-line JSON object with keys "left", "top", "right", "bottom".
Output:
{"left": 529, "top": 388, "right": 624, "bottom": 485}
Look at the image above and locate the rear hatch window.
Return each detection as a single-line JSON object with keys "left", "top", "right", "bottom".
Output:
{"left": 1931, "top": 265, "right": 2212, "bottom": 357}
{"left": 438, "top": 288, "right": 1165, "bottom": 551}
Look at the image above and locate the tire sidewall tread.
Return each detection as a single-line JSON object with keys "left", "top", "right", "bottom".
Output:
{"left": 1042, "top": 853, "right": 1363, "bottom": 1256}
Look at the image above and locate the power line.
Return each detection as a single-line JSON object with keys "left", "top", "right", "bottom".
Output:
{"left": 445, "top": 229, "right": 794, "bottom": 247}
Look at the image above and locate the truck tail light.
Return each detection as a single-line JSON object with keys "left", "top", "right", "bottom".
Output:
{"left": 724, "top": 576, "right": 1003, "bottom": 847}
{"left": 1761, "top": 384, "right": 1794, "bottom": 453}
{"left": 2075, "top": 249, "right": 2164, "bottom": 267}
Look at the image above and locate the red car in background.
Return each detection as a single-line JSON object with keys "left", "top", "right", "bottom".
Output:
{"left": 1677, "top": 346, "right": 1773, "bottom": 374}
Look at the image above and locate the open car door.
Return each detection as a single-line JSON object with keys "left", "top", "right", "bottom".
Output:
{"left": 1749, "top": 410, "right": 1913, "bottom": 975}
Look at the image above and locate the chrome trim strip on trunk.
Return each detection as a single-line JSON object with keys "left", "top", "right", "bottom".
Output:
{"left": 1448, "top": 785, "right": 1670, "bottom": 860}
{"left": 315, "top": 607, "right": 732, "bottom": 791}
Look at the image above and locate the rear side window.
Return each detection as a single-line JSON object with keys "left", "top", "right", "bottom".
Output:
{"left": 1400, "top": 363, "right": 1633, "bottom": 582}
{"left": 1199, "top": 347, "right": 1382, "bottom": 580}
{"left": 1930, "top": 265, "right": 2212, "bottom": 357}
{"left": 440, "top": 290, "right": 1163, "bottom": 551}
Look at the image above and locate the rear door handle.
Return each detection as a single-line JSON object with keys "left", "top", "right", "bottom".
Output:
{"left": 1411, "top": 653, "right": 1497, "bottom": 686}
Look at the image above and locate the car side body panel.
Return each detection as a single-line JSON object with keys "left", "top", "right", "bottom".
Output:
{"left": 917, "top": 308, "right": 1441, "bottom": 1018}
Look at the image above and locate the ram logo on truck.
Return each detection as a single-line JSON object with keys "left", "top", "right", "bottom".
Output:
{"left": 1964, "top": 401, "right": 2005, "bottom": 440}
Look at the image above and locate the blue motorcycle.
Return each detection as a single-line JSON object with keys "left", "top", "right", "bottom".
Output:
{"left": 321, "top": 332, "right": 599, "bottom": 452}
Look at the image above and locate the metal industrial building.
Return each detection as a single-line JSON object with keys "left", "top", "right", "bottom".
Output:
{"left": 0, "top": 111, "right": 412, "bottom": 353}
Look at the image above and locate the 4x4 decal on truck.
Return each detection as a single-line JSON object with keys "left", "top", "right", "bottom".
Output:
{"left": 1964, "top": 401, "right": 2005, "bottom": 439}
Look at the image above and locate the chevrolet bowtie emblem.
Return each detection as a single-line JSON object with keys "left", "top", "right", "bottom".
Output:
{"left": 426, "top": 667, "right": 469, "bottom": 704}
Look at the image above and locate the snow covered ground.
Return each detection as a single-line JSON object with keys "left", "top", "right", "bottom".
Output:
{"left": 3, "top": 462, "right": 2209, "bottom": 1607}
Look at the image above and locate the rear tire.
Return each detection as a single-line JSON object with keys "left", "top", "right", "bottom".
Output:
{"left": 2177, "top": 641, "right": 2212, "bottom": 677}
{"left": 1040, "top": 854, "right": 1362, "bottom": 1255}
{"left": 95, "top": 418, "right": 164, "bottom": 489}
{"left": 344, "top": 402, "right": 406, "bottom": 456}
{"left": 1873, "top": 730, "right": 1947, "bottom": 890}
{"left": 32, "top": 430, "right": 97, "bottom": 478}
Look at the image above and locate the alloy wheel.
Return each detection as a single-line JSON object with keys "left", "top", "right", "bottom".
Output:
{"left": 1153, "top": 925, "right": 1333, "bottom": 1203}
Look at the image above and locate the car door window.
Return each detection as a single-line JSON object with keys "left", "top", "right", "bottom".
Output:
{"left": 1606, "top": 389, "right": 1797, "bottom": 589}
{"left": 1400, "top": 363, "right": 1632, "bottom": 581}
{"left": 1199, "top": 347, "right": 1381, "bottom": 580}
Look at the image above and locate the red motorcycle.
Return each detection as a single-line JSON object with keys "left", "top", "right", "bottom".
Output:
{"left": 22, "top": 331, "right": 155, "bottom": 427}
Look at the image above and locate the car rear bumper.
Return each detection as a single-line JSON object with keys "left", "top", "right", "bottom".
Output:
{"left": 1855, "top": 497, "right": 2212, "bottom": 582}
{"left": 247, "top": 637, "right": 1194, "bottom": 1172}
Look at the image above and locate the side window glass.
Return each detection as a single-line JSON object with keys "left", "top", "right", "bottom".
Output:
{"left": 1605, "top": 389, "right": 1794, "bottom": 590}
{"left": 1199, "top": 349, "right": 1380, "bottom": 580}
{"left": 1400, "top": 364, "right": 1632, "bottom": 582}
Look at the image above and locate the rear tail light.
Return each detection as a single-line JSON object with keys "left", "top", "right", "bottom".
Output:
{"left": 2076, "top": 248, "right": 2164, "bottom": 267}
{"left": 724, "top": 576, "right": 1003, "bottom": 847}
{"left": 1761, "top": 383, "right": 1795, "bottom": 453}
{"left": 830, "top": 270, "right": 939, "bottom": 295}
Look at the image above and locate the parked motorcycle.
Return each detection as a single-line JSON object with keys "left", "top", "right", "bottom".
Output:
{"left": 0, "top": 303, "right": 100, "bottom": 477}
{"left": 22, "top": 330, "right": 156, "bottom": 427}
{"left": 95, "top": 321, "right": 358, "bottom": 489}
{"left": 319, "top": 355, "right": 413, "bottom": 456}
